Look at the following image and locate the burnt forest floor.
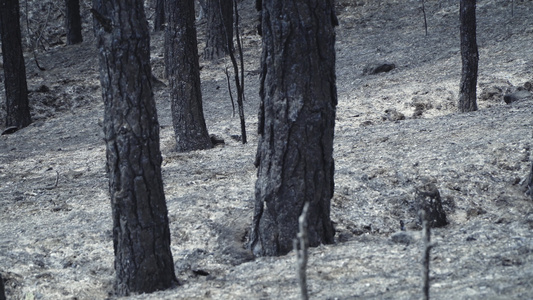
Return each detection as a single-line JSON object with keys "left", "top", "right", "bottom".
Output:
{"left": 1, "top": 0, "right": 533, "bottom": 299}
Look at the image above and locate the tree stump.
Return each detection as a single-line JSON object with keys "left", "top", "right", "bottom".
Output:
{"left": 415, "top": 183, "right": 448, "bottom": 228}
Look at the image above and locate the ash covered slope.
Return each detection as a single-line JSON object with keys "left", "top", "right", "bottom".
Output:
{"left": 1, "top": 0, "right": 533, "bottom": 299}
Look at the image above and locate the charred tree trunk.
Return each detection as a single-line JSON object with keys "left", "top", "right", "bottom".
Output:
{"left": 154, "top": 0, "right": 165, "bottom": 31}
{"left": 0, "top": 0, "right": 31, "bottom": 129}
{"left": 250, "top": 0, "right": 338, "bottom": 257}
{"left": 166, "top": 0, "right": 213, "bottom": 152}
{"left": 65, "top": 0, "right": 83, "bottom": 44}
{"left": 92, "top": 0, "right": 177, "bottom": 295}
{"left": 458, "top": 0, "right": 478, "bottom": 112}
{"left": 0, "top": 273, "right": 5, "bottom": 300}
{"left": 203, "top": 0, "right": 233, "bottom": 59}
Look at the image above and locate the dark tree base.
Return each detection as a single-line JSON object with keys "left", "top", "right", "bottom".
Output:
{"left": 415, "top": 183, "right": 448, "bottom": 228}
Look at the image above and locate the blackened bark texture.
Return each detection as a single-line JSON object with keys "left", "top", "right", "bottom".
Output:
{"left": 65, "top": 0, "right": 83, "bottom": 44}
{"left": 0, "top": 0, "right": 31, "bottom": 129}
{"left": 92, "top": 0, "right": 177, "bottom": 295}
{"left": 458, "top": 0, "right": 478, "bottom": 113}
{"left": 165, "top": 0, "right": 213, "bottom": 152}
{"left": 250, "top": 0, "right": 338, "bottom": 257}
{"left": 0, "top": 273, "right": 5, "bottom": 300}
{"left": 154, "top": 0, "right": 165, "bottom": 31}
{"left": 203, "top": 0, "right": 233, "bottom": 59}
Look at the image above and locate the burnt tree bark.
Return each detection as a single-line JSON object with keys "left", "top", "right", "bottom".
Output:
{"left": 154, "top": 0, "right": 165, "bottom": 31}
{"left": 165, "top": 0, "right": 212, "bottom": 152}
{"left": 250, "top": 0, "right": 338, "bottom": 257}
{"left": 0, "top": 0, "right": 31, "bottom": 129}
{"left": 458, "top": 0, "right": 478, "bottom": 112}
{"left": 203, "top": 0, "right": 233, "bottom": 59}
{"left": 0, "top": 273, "right": 5, "bottom": 300}
{"left": 92, "top": 0, "right": 177, "bottom": 295}
{"left": 65, "top": 0, "right": 83, "bottom": 44}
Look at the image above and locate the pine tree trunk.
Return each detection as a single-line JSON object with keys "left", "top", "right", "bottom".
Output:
{"left": 458, "top": 0, "right": 478, "bottom": 112}
{"left": 203, "top": 0, "right": 233, "bottom": 59}
{"left": 0, "top": 0, "right": 31, "bottom": 129}
{"left": 166, "top": 0, "right": 213, "bottom": 152}
{"left": 250, "top": 0, "right": 338, "bottom": 257}
{"left": 65, "top": 0, "right": 83, "bottom": 45}
{"left": 92, "top": 0, "right": 177, "bottom": 295}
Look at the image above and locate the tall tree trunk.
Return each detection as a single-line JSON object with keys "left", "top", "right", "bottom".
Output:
{"left": 0, "top": 273, "right": 5, "bottom": 300}
{"left": 0, "top": 0, "right": 31, "bottom": 129}
{"left": 154, "top": 0, "right": 165, "bottom": 31}
{"left": 166, "top": 0, "right": 212, "bottom": 152}
{"left": 458, "top": 0, "right": 478, "bottom": 112}
{"left": 250, "top": 0, "right": 338, "bottom": 257}
{"left": 65, "top": 0, "right": 83, "bottom": 45}
{"left": 92, "top": 0, "right": 177, "bottom": 295}
{"left": 203, "top": 0, "right": 233, "bottom": 59}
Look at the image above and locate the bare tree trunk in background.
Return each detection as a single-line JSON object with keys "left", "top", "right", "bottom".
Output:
{"left": 255, "top": 0, "right": 262, "bottom": 35}
{"left": 0, "top": 0, "right": 31, "bottom": 129}
{"left": 458, "top": 0, "right": 478, "bottom": 112}
{"left": 166, "top": 0, "right": 213, "bottom": 152}
{"left": 92, "top": 0, "right": 178, "bottom": 295}
{"left": 154, "top": 0, "right": 165, "bottom": 31}
{"left": 65, "top": 0, "right": 83, "bottom": 44}
{"left": 250, "top": 0, "right": 338, "bottom": 257}
{"left": 204, "top": 0, "right": 233, "bottom": 59}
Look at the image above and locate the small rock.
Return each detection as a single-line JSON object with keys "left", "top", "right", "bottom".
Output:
{"left": 230, "top": 135, "right": 242, "bottom": 142}
{"left": 391, "top": 231, "right": 416, "bottom": 245}
{"left": 362, "top": 63, "right": 395, "bottom": 75}
{"left": 210, "top": 134, "right": 225, "bottom": 146}
{"left": 479, "top": 86, "right": 503, "bottom": 102}
{"left": 524, "top": 81, "right": 532, "bottom": 92}
{"left": 35, "top": 84, "right": 50, "bottom": 93}
{"left": 382, "top": 108, "right": 405, "bottom": 122}
{"left": 503, "top": 90, "right": 532, "bottom": 104}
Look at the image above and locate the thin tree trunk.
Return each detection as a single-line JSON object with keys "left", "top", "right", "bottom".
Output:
{"left": 92, "top": 0, "right": 177, "bottom": 295}
{"left": 250, "top": 0, "right": 338, "bottom": 257}
{"left": 458, "top": 0, "right": 478, "bottom": 112}
{"left": 65, "top": 0, "right": 83, "bottom": 45}
{"left": 166, "top": 0, "right": 213, "bottom": 152}
{"left": 0, "top": 0, "right": 31, "bottom": 129}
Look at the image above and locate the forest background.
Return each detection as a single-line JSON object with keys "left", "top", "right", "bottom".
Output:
{"left": 1, "top": 0, "right": 533, "bottom": 299}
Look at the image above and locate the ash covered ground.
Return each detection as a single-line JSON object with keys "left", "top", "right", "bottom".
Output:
{"left": 1, "top": 0, "right": 533, "bottom": 299}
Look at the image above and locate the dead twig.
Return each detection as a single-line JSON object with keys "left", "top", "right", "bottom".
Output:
{"left": 421, "top": 0, "right": 428, "bottom": 36}
{"left": 221, "top": 0, "right": 247, "bottom": 143}
{"left": 224, "top": 66, "right": 236, "bottom": 117}
{"left": 294, "top": 202, "right": 310, "bottom": 300}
